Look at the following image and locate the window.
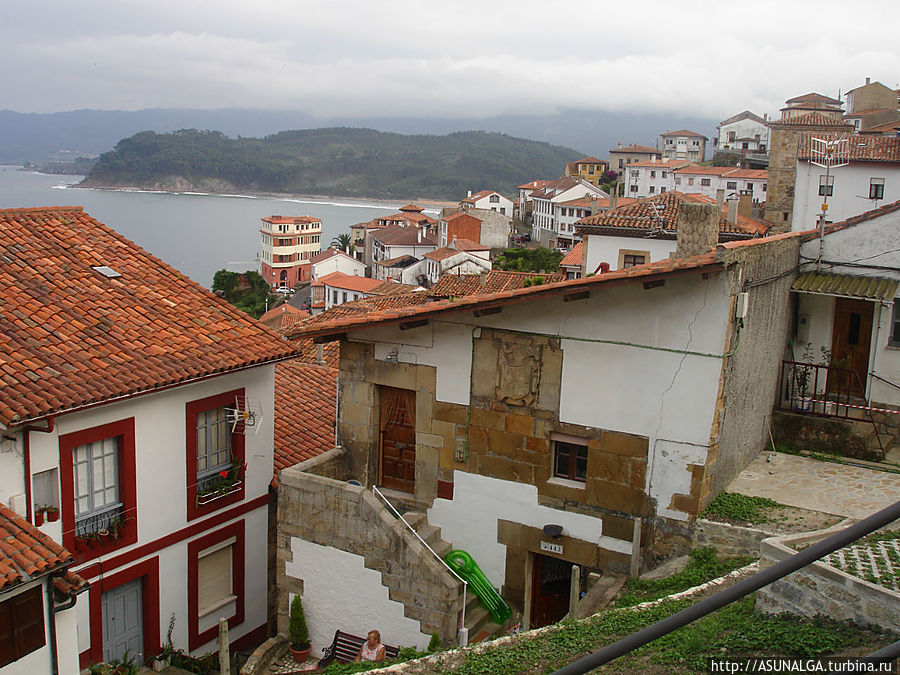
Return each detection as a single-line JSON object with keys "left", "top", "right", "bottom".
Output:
{"left": 649, "top": 186, "right": 656, "bottom": 194}
{"left": 650, "top": 171, "right": 656, "bottom": 178}
{"left": 0, "top": 586, "right": 45, "bottom": 667}
{"left": 688, "top": 178, "right": 694, "bottom": 186}
{"left": 500, "top": 208, "right": 506, "bottom": 215}
{"left": 870, "top": 178, "right": 885, "bottom": 200}
{"left": 618, "top": 159, "right": 623, "bottom": 168}
{"left": 342, "top": 292, "right": 348, "bottom": 303}
{"left": 701, "top": 178, "right": 711, "bottom": 186}
{"left": 59, "top": 418, "right": 138, "bottom": 558}
{"left": 728, "top": 131, "right": 736, "bottom": 142}
{"left": 726, "top": 181, "right": 738, "bottom": 190}
{"left": 588, "top": 165, "right": 595, "bottom": 174}
{"left": 629, "top": 184, "right": 638, "bottom": 193}
{"left": 891, "top": 301, "right": 900, "bottom": 347}
{"left": 660, "top": 187, "right": 667, "bottom": 193}
{"left": 187, "top": 521, "right": 245, "bottom": 651}
{"left": 818, "top": 175, "right": 834, "bottom": 196}
{"left": 661, "top": 171, "right": 667, "bottom": 178}
{"left": 763, "top": 184, "right": 767, "bottom": 192}
{"left": 746, "top": 183, "right": 753, "bottom": 191}
{"left": 742, "top": 142, "right": 749, "bottom": 149}
{"left": 186, "top": 391, "right": 246, "bottom": 521}
{"left": 553, "top": 439, "right": 588, "bottom": 482}
{"left": 332, "top": 290, "right": 339, "bottom": 305}
{"left": 674, "top": 177, "right": 681, "bottom": 185}
{"left": 489, "top": 194, "right": 500, "bottom": 203}
{"left": 623, "top": 254, "right": 646, "bottom": 267}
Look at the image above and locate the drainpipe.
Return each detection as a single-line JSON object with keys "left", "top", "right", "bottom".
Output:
{"left": 21, "top": 416, "right": 55, "bottom": 524}
{"left": 46, "top": 573, "right": 60, "bottom": 675}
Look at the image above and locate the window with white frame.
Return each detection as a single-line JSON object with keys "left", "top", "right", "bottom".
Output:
{"left": 489, "top": 194, "right": 499, "bottom": 203}
{"left": 197, "top": 537, "right": 236, "bottom": 617}
{"left": 818, "top": 175, "right": 834, "bottom": 196}
{"left": 196, "top": 407, "right": 232, "bottom": 490}
{"left": 73, "top": 437, "right": 120, "bottom": 531}
{"left": 870, "top": 178, "right": 885, "bottom": 200}
{"left": 726, "top": 181, "right": 737, "bottom": 190}
{"left": 701, "top": 178, "right": 711, "bottom": 186}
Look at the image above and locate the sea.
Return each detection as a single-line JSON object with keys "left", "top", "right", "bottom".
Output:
{"left": 0, "top": 165, "right": 422, "bottom": 288}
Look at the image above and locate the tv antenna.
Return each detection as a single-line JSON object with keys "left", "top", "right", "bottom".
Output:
{"left": 227, "top": 396, "right": 263, "bottom": 434}
{"left": 809, "top": 135, "right": 850, "bottom": 266}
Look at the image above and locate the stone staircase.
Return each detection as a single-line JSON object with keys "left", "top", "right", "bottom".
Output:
{"left": 403, "top": 511, "right": 512, "bottom": 645}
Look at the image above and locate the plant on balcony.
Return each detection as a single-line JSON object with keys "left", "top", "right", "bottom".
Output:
{"left": 196, "top": 457, "right": 246, "bottom": 505}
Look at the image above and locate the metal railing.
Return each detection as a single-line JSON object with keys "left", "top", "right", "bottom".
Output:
{"left": 372, "top": 486, "right": 469, "bottom": 645}
{"left": 552, "top": 499, "right": 900, "bottom": 674}
{"left": 74, "top": 502, "right": 124, "bottom": 538}
{"left": 778, "top": 360, "right": 884, "bottom": 457}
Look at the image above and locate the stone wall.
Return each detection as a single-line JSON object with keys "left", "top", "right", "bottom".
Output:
{"left": 763, "top": 125, "right": 801, "bottom": 231}
{"left": 757, "top": 528, "right": 900, "bottom": 632}
{"left": 704, "top": 236, "right": 801, "bottom": 501}
{"left": 772, "top": 410, "right": 875, "bottom": 459}
{"left": 693, "top": 518, "right": 772, "bottom": 557}
{"left": 275, "top": 468, "right": 463, "bottom": 645}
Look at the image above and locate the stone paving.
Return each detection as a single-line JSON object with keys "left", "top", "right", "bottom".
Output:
{"left": 727, "top": 451, "right": 900, "bottom": 519}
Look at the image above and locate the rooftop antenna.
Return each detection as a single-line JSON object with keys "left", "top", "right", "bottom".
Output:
{"left": 808, "top": 134, "right": 850, "bottom": 268}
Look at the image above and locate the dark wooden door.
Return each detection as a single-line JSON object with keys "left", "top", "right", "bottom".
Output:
{"left": 830, "top": 298, "right": 874, "bottom": 395}
{"left": 379, "top": 387, "right": 416, "bottom": 493}
{"left": 530, "top": 553, "right": 572, "bottom": 628}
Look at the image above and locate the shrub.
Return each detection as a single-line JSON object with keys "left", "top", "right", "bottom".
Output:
{"left": 289, "top": 594, "right": 309, "bottom": 648}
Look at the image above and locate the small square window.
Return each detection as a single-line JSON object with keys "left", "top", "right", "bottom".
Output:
{"left": 553, "top": 440, "right": 588, "bottom": 482}
{"left": 818, "top": 175, "right": 834, "bottom": 196}
{"left": 726, "top": 181, "right": 738, "bottom": 190}
{"left": 891, "top": 301, "right": 900, "bottom": 347}
{"left": 870, "top": 178, "right": 885, "bottom": 200}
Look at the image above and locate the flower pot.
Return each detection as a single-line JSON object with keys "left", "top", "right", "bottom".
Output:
{"left": 46, "top": 509, "right": 59, "bottom": 523}
{"left": 792, "top": 396, "right": 812, "bottom": 412}
{"left": 151, "top": 657, "right": 169, "bottom": 672}
{"left": 289, "top": 645, "right": 311, "bottom": 664}
{"left": 33, "top": 510, "right": 44, "bottom": 527}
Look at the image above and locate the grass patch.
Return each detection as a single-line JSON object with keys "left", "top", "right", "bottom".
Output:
{"left": 322, "top": 647, "right": 426, "bottom": 674}
{"left": 423, "top": 595, "right": 892, "bottom": 674}
{"left": 612, "top": 548, "right": 753, "bottom": 608}
{"left": 702, "top": 492, "right": 786, "bottom": 524}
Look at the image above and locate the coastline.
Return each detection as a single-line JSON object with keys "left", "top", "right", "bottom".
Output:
{"left": 70, "top": 179, "right": 458, "bottom": 211}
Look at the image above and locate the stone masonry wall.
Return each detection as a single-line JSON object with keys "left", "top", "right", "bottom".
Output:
{"left": 757, "top": 529, "right": 900, "bottom": 632}
{"left": 276, "top": 468, "right": 463, "bottom": 644}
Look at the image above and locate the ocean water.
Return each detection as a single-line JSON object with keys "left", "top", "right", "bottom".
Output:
{"left": 0, "top": 166, "right": 420, "bottom": 287}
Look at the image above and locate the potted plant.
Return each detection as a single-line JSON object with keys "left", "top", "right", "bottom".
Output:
{"left": 288, "top": 594, "right": 310, "bottom": 663}
{"left": 33, "top": 507, "right": 44, "bottom": 527}
{"left": 44, "top": 505, "right": 60, "bottom": 522}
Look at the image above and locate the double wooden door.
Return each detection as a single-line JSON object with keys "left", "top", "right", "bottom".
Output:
{"left": 379, "top": 386, "right": 416, "bottom": 493}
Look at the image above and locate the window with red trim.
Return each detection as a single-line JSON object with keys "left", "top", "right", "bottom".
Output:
{"left": 59, "top": 418, "right": 138, "bottom": 563}
{"left": 186, "top": 390, "right": 246, "bottom": 521}
{"left": 187, "top": 520, "right": 245, "bottom": 650}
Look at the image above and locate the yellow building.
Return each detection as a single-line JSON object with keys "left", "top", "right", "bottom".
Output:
{"left": 564, "top": 156, "right": 609, "bottom": 186}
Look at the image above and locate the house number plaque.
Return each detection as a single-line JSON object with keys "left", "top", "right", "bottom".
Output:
{"left": 541, "top": 541, "right": 563, "bottom": 555}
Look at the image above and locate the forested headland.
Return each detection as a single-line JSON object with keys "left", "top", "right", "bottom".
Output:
{"left": 80, "top": 127, "right": 582, "bottom": 200}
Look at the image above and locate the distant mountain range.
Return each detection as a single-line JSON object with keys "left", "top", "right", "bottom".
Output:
{"left": 79, "top": 128, "right": 584, "bottom": 201}
{"left": 0, "top": 107, "right": 719, "bottom": 165}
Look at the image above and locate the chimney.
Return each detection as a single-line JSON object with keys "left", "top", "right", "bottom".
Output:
{"left": 417, "top": 228, "right": 422, "bottom": 243}
{"left": 610, "top": 188, "right": 618, "bottom": 211}
{"left": 726, "top": 198, "right": 738, "bottom": 225}
{"left": 715, "top": 189, "right": 725, "bottom": 211}
{"left": 675, "top": 202, "right": 720, "bottom": 259}
{"left": 617, "top": 142, "right": 622, "bottom": 148}
{"left": 738, "top": 190, "right": 752, "bottom": 219}
{"left": 866, "top": 77, "right": 871, "bottom": 85}
{"left": 315, "top": 343, "right": 326, "bottom": 366}
{"left": 651, "top": 156, "right": 656, "bottom": 163}
{"left": 467, "top": 190, "right": 472, "bottom": 198}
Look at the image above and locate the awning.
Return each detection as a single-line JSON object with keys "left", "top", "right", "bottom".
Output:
{"left": 792, "top": 272, "right": 899, "bottom": 301}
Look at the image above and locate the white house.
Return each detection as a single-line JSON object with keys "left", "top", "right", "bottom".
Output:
{"left": 422, "top": 246, "right": 492, "bottom": 286}
{"left": 370, "top": 224, "right": 437, "bottom": 278}
{"left": 279, "top": 214, "right": 802, "bottom": 637}
{"left": 530, "top": 178, "right": 608, "bottom": 249}
{"left": 311, "top": 248, "right": 366, "bottom": 281}
{"left": 791, "top": 134, "right": 900, "bottom": 232}
{"left": 673, "top": 167, "right": 768, "bottom": 202}
{"left": 0, "top": 206, "right": 297, "bottom": 669}
{"left": 660, "top": 130, "right": 708, "bottom": 162}
{"left": 715, "top": 111, "right": 769, "bottom": 153}
{"left": 623, "top": 159, "right": 694, "bottom": 198}
{"left": 460, "top": 190, "right": 514, "bottom": 217}
{"left": 575, "top": 191, "right": 770, "bottom": 273}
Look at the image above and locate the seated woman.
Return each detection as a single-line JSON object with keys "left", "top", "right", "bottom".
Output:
{"left": 355, "top": 630, "right": 386, "bottom": 662}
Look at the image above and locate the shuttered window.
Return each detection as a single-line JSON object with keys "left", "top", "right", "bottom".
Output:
{"left": 197, "top": 538, "right": 236, "bottom": 617}
{"left": 0, "top": 586, "right": 45, "bottom": 667}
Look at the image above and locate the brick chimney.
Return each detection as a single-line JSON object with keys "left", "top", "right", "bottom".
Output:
{"left": 738, "top": 190, "right": 752, "bottom": 219}
{"left": 675, "top": 202, "right": 720, "bottom": 258}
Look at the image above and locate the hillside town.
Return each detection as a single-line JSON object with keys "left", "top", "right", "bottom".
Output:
{"left": 2, "top": 77, "right": 900, "bottom": 675}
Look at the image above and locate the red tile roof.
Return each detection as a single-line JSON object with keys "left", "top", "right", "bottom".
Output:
{"left": 291, "top": 293, "right": 435, "bottom": 330}
{"left": 574, "top": 156, "right": 604, "bottom": 164}
{"left": 311, "top": 248, "right": 356, "bottom": 264}
{"left": 625, "top": 159, "right": 695, "bottom": 169}
{"left": 560, "top": 242, "right": 583, "bottom": 267}
{"left": 518, "top": 180, "right": 552, "bottom": 190}
{"left": 263, "top": 216, "right": 322, "bottom": 224}
{"left": 797, "top": 134, "right": 900, "bottom": 163}
{"left": 428, "top": 270, "right": 566, "bottom": 298}
{"left": 375, "top": 254, "right": 419, "bottom": 268}
{"left": 319, "top": 271, "right": 384, "bottom": 293}
{"left": 0, "top": 207, "right": 298, "bottom": 427}
{"left": 424, "top": 248, "right": 462, "bottom": 262}
{"left": 452, "top": 238, "right": 490, "bottom": 251}
{"left": 258, "top": 303, "right": 308, "bottom": 331}
{"left": 0, "top": 504, "right": 86, "bottom": 592}
{"left": 461, "top": 190, "right": 505, "bottom": 204}
{"left": 273, "top": 359, "right": 337, "bottom": 484}
{"left": 786, "top": 92, "right": 842, "bottom": 105}
{"left": 575, "top": 191, "right": 770, "bottom": 237}
{"left": 371, "top": 224, "right": 437, "bottom": 247}
{"left": 770, "top": 112, "right": 853, "bottom": 128}
{"left": 399, "top": 204, "right": 425, "bottom": 212}
{"left": 661, "top": 129, "right": 708, "bottom": 138}
{"left": 609, "top": 145, "right": 660, "bottom": 154}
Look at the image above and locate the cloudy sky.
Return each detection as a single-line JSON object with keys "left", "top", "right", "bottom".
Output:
{"left": 3, "top": 0, "right": 898, "bottom": 120}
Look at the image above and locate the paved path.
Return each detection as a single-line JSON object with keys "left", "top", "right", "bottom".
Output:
{"left": 728, "top": 452, "right": 900, "bottom": 520}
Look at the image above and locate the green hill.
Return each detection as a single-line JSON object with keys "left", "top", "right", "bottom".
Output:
{"left": 80, "top": 127, "right": 583, "bottom": 200}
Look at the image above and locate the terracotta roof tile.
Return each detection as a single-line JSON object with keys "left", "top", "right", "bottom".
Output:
{"left": 452, "top": 238, "right": 490, "bottom": 251}
{"left": 0, "top": 504, "right": 86, "bottom": 591}
{"left": 573, "top": 156, "right": 604, "bottom": 164}
{"left": 428, "top": 270, "right": 565, "bottom": 298}
{"left": 609, "top": 145, "right": 660, "bottom": 154}
{"left": 0, "top": 207, "right": 298, "bottom": 427}
{"left": 624, "top": 160, "right": 695, "bottom": 170}
{"left": 770, "top": 112, "right": 853, "bottom": 128}
{"left": 258, "top": 303, "right": 308, "bottom": 331}
{"left": 518, "top": 180, "right": 552, "bottom": 190}
{"left": 273, "top": 359, "right": 338, "bottom": 484}
{"left": 560, "top": 243, "right": 583, "bottom": 267}
{"left": 461, "top": 190, "right": 504, "bottom": 204}
{"left": 289, "top": 293, "right": 435, "bottom": 331}
{"left": 797, "top": 134, "right": 900, "bottom": 163}
{"left": 371, "top": 224, "right": 437, "bottom": 247}
{"left": 661, "top": 129, "right": 708, "bottom": 138}
{"left": 319, "top": 271, "right": 384, "bottom": 293}
{"left": 375, "top": 254, "right": 419, "bottom": 268}
{"left": 424, "top": 248, "right": 462, "bottom": 261}
{"left": 576, "top": 191, "right": 769, "bottom": 237}
{"left": 311, "top": 248, "right": 355, "bottom": 264}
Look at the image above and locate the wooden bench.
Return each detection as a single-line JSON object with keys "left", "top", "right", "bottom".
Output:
{"left": 317, "top": 630, "right": 399, "bottom": 668}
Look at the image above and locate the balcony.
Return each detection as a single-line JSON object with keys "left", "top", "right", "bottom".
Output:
{"left": 75, "top": 502, "right": 125, "bottom": 539}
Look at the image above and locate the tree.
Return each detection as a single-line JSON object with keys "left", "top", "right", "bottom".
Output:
{"left": 330, "top": 232, "right": 354, "bottom": 254}
{"left": 211, "top": 269, "right": 275, "bottom": 319}
{"left": 495, "top": 247, "right": 563, "bottom": 272}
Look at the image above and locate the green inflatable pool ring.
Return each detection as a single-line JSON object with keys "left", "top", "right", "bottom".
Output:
{"left": 444, "top": 549, "right": 512, "bottom": 625}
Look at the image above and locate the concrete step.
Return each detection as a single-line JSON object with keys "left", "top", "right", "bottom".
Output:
{"left": 403, "top": 511, "right": 427, "bottom": 530}
{"left": 572, "top": 573, "right": 627, "bottom": 619}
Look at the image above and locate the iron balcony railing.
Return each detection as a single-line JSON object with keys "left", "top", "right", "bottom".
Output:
{"left": 75, "top": 502, "right": 124, "bottom": 538}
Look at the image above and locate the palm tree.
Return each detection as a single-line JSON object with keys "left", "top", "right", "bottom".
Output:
{"left": 330, "top": 232, "right": 354, "bottom": 254}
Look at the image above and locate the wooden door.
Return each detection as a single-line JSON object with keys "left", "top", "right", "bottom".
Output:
{"left": 529, "top": 553, "right": 572, "bottom": 629}
{"left": 102, "top": 578, "right": 143, "bottom": 664}
{"left": 830, "top": 298, "right": 874, "bottom": 396}
{"left": 379, "top": 387, "right": 416, "bottom": 493}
